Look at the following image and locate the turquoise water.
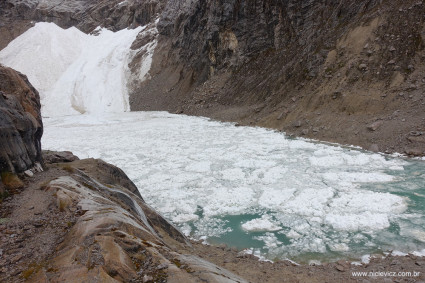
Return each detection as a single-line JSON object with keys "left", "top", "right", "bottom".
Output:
{"left": 191, "top": 157, "right": 425, "bottom": 263}
{"left": 42, "top": 112, "right": 425, "bottom": 263}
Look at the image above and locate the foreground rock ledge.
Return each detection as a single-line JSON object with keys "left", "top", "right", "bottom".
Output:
{"left": 0, "top": 154, "right": 247, "bottom": 283}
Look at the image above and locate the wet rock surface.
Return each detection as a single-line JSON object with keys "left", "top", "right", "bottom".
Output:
{"left": 0, "top": 64, "right": 42, "bottom": 175}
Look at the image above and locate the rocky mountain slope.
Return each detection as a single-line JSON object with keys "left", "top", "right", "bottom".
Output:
{"left": 1, "top": 0, "right": 425, "bottom": 155}
{"left": 135, "top": 0, "right": 425, "bottom": 156}
{"left": 0, "top": 64, "right": 43, "bottom": 198}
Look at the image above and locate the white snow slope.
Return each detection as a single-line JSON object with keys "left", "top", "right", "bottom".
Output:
{"left": 0, "top": 22, "right": 147, "bottom": 117}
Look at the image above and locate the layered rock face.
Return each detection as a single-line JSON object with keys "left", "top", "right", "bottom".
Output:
{"left": 130, "top": 0, "right": 425, "bottom": 155}
{"left": 0, "top": 155, "right": 247, "bottom": 283}
{"left": 0, "top": 65, "right": 43, "bottom": 175}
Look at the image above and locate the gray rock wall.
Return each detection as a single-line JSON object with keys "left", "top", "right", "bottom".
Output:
{"left": 0, "top": 64, "right": 43, "bottom": 174}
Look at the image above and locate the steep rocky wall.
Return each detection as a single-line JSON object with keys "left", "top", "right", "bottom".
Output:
{"left": 131, "top": 0, "right": 383, "bottom": 108}
{"left": 131, "top": 0, "right": 425, "bottom": 155}
{"left": 0, "top": 65, "right": 43, "bottom": 176}
{"left": 157, "top": 0, "right": 379, "bottom": 81}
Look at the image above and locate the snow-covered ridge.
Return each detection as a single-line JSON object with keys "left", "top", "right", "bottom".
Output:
{"left": 0, "top": 22, "right": 154, "bottom": 117}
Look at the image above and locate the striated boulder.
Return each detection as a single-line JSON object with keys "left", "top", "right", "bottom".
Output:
{"left": 0, "top": 156, "right": 247, "bottom": 283}
{"left": 0, "top": 64, "right": 43, "bottom": 175}
{"left": 42, "top": 150, "right": 80, "bottom": 164}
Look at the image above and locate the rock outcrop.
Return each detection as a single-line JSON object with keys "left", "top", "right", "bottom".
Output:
{"left": 0, "top": 64, "right": 43, "bottom": 177}
{"left": 130, "top": 0, "right": 425, "bottom": 155}
{"left": 0, "top": 155, "right": 248, "bottom": 283}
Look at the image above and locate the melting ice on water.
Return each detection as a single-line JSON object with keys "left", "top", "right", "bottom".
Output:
{"left": 42, "top": 112, "right": 425, "bottom": 263}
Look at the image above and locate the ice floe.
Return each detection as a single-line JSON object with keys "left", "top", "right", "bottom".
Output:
{"left": 41, "top": 112, "right": 425, "bottom": 261}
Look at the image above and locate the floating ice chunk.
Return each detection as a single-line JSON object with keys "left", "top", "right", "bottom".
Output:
{"left": 220, "top": 168, "right": 245, "bottom": 181}
{"left": 202, "top": 187, "right": 255, "bottom": 217}
{"left": 391, "top": 250, "right": 408, "bottom": 256}
{"left": 194, "top": 218, "right": 232, "bottom": 237}
{"left": 254, "top": 233, "right": 282, "bottom": 249}
{"left": 234, "top": 159, "right": 276, "bottom": 168}
{"left": 258, "top": 188, "right": 296, "bottom": 209}
{"left": 288, "top": 140, "right": 319, "bottom": 150}
{"left": 281, "top": 188, "right": 334, "bottom": 217}
{"left": 241, "top": 216, "right": 281, "bottom": 232}
{"left": 361, "top": 254, "right": 371, "bottom": 264}
{"left": 329, "top": 191, "right": 407, "bottom": 214}
{"left": 291, "top": 222, "right": 311, "bottom": 234}
{"left": 172, "top": 214, "right": 199, "bottom": 223}
{"left": 389, "top": 165, "right": 404, "bottom": 171}
{"left": 286, "top": 230, "right": 302, "bottom": 239}
{"left": 323, "top": 172, "right": 395, "bottom": 183}
{"left": 185, "top": 161, "right": 211, "bottom": 173}
{"left": 325, "top": 212, "right": 390, "bottom": 231}
{"left": 178, "top": 223, "right": 192, "bottom": 236}
{"left": 262, "top": 166, "right": 288, "bottom": 184}
{"left": 310, "top": 155, "right": 344, "bottom": 167}
{"left": 412, "top": 249, "right": 425, "bottom": 257}
{"left": 329, "top": 243, "right": 350, "bottom": 252}
{"left": 408, "top": 229, "right": 425, "bottom": 242}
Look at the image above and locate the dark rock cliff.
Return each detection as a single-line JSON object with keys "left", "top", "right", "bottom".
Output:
{"left": 132, "top": 0, "right": 425, "bottom": 155}
{"left": 157, "top": 0, "right": 378, "bottom": 83}
{"left": 136, "top": 0, "right": 383, "bottom": 106}
{"left": 0, "top": 65, "right": 43, "bottom": 176}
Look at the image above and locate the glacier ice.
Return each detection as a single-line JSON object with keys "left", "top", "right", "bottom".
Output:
{"left": 0, "top": 22, "right": 146, "bottom": 116}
